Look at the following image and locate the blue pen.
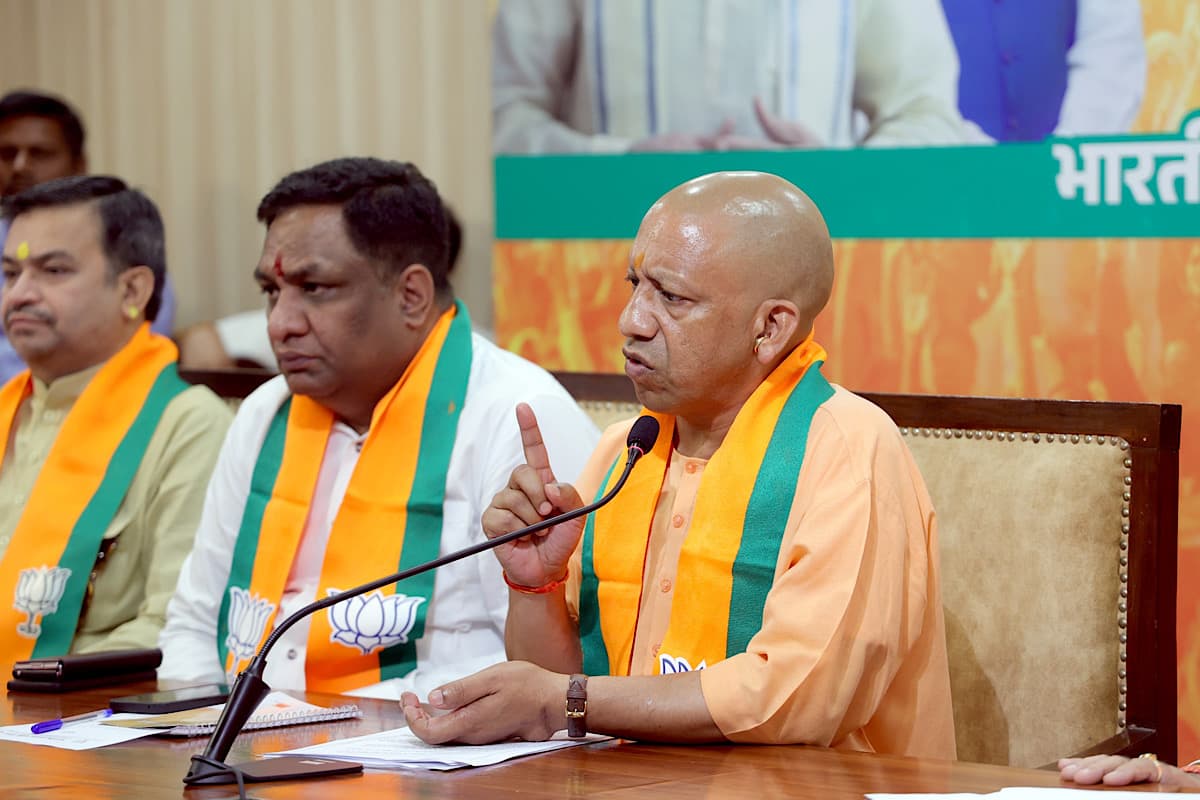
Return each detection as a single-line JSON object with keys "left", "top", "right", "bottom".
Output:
{"left": 31, "top": 708, "right": 113, "bottom": 734}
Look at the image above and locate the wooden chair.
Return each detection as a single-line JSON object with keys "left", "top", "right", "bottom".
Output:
{"left": 179, "top": 367, "right": 274, "bottom": 410}
{"left": 551, "top": 371, "right": 1180, "bottom": 768}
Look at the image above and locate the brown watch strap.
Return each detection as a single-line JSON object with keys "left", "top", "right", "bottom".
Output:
{"left": 566, "top": 673, "right": 588, "bottom": 738}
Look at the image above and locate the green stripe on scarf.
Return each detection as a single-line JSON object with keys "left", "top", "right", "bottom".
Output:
{"left": 579, "top": 458, "right": 620, "bottom": 676}
{"left": 216, "top": 397, "right": 291, "bottom": 667}
{"left": 34, "top": 365, "right": 189, "bottom": 656}
{"left": 378, "top": 302, "right": 473, "bottom": 680}
{"left": 578, "top": 363, "right": 835, "bottom": 674}
{"left": 726, "top": 363, "right": 834, "bottom": 656}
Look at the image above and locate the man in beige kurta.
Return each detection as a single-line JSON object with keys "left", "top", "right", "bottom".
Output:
{"left": 0, "top": 176, "right": 229, "bottom": 661}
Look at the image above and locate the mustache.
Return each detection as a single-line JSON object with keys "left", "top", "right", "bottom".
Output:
{"left": 4, "top": 306, "right": 55, "bottom": 326}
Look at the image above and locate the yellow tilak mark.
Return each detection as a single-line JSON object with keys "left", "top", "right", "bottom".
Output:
{"left": 15, "top": 241, "right": 29, "bottom": 260}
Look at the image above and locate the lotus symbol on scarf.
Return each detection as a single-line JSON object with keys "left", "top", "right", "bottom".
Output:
{"left": 13, "top": 566, "right": 72, "bottom": 638}
{"left": 326, "top": 589, "right": 425, "bottom": 655}
{"left": 224, "top": 586, "right": 276, "bottom": 676}
{"left": 659, "top": 652, "right": 707, "bottom": 674}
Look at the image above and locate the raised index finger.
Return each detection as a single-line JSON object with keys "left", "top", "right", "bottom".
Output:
{"left": 516, "top": 402, "right": 555, "bottom": 485}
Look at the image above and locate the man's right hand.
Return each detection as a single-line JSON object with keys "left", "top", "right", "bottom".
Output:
{"left": 482, "top": 403, "right": 586, "bottom": 590}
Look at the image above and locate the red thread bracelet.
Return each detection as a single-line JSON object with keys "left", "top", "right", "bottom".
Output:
{"left": 503, "top": 568, "right": 569, "bottom": 595}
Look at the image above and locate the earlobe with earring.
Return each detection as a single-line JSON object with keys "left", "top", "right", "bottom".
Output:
{"left": 126, "top": 307, "right": 139, "bottom": 320}
{"left": 753, "top": 334, "right": 766, "bottom": 355}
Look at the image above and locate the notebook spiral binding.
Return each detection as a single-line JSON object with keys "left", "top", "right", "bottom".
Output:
{"left": 167, "top": 704, "right": 363, "bottom": 737}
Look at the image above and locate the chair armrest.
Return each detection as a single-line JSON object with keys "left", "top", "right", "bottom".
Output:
{"left": 1036, "top": 726, "right": 1158, "bottom": 769}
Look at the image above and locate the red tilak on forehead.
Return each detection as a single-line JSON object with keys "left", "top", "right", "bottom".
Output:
{"left": 273, "top": 254, "right": 284, "bottom": 278}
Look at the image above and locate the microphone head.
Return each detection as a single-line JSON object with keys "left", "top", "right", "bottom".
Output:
{"left": 626, "top": 415, "right": 660, "bottom": 456}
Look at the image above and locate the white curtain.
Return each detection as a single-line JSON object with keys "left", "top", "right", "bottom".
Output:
{"left": 0, "top": 0, "right": 495, "bottom": 330}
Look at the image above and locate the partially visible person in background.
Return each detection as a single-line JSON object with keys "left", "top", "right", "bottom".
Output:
{"left": 940, "top": 0, "right": 1146, "bottom": 141}
{"left": 492, "top": 0, "right": 966, "bottom": 154}
{"left": 0, "top": 90, "right": 177, "bottom": 383}
{"left": 176, "top": 206, "right": 471, "bottom": 371}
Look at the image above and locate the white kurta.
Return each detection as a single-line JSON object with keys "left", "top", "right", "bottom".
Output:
{"left": 159, "top": 334, "right": 599, "bottom": 698}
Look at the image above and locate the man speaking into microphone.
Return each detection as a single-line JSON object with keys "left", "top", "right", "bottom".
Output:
{"left": 402, "top": 171, "right": 956, "bottom": 757}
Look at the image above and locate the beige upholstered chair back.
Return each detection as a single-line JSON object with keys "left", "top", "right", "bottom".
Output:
{"left": 574, "top": 400, "right": 642, "bottom": 434}
{"left": 903, "top": 429, "right": 1127, "bottom": 766}
{"left": 857, "top": 394, "right": 1176, "bottom": 768}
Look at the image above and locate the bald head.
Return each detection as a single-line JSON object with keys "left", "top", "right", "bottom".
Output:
{"left": 639, "top": 171, "right": 834, "bottom": 333}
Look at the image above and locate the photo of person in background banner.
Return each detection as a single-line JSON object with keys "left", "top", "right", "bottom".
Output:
{"left": 492, "top": 0, "right": 1147, "bottom": 154}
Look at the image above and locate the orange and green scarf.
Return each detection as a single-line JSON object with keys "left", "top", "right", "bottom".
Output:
{"left": 579, "top": 336, "right": 834, "bottom": 676}
{"left": 0, "top": 324, "right": 187, "bottom": 663}
{"left": 218, "top": 302, "right": 472, "bottom": 693}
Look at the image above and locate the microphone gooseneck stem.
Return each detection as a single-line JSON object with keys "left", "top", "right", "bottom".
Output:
{"left": 189, "top": 661, "right": 269, "bottom": 776}
{"left": 255, "top": 446, "right": 644, "bottom": 663}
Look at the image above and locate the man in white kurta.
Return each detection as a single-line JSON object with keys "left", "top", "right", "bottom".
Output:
{"left": 158, "top": 157, "right": 598, "bottom": 697}
{"left": 160, "top": 334, "right": 594, "bottom": 697}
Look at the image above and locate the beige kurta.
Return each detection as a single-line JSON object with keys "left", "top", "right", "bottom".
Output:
{"left": 569, "top": 385, "right": 956, "bottom": 758}
{"left": 0, "top": 366, "right": 231, "bottom": 655}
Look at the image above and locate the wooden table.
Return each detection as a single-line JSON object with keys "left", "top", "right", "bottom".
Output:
{"left": 0, "top": 681, "right": 1168, "bottom": 798}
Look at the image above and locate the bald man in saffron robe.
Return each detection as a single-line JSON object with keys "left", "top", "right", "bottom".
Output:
{"left": 402, "top": 171, "right": 955, "bottom": 757}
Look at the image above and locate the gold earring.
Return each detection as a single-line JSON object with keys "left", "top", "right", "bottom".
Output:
{"left": 753, "top": 334, "right": 766, "bottom": 355}
{"left": 126, "top": 306, "right": 139, "bottom": 320}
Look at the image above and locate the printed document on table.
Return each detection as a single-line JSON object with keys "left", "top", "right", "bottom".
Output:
{"left": 0, "top": 712, "right": 158, "bottom": 750}
{"left": 268, "top": 726, "right": 610, "bottom": 770}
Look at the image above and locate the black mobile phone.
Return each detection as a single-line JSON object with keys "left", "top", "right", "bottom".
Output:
{"left": 109, "top": 683, "right": 231, "bottom": 714}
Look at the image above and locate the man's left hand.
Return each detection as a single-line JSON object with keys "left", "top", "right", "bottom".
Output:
{"left": 401, "top": 661, "right": 565, "bottom": 745}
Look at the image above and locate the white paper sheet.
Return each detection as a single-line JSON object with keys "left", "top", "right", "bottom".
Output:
{"left": 267, "top": 726, "right": 610, "bottom": 771}
{"left": 0, "top": 711, "right": 158, "bottom": 750}
{"left": 867, "top": 787, "right": 1165, "bottom": 800}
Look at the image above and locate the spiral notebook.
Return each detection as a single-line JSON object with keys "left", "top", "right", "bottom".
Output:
{"left": 104, "top": 691, "right": 362, "bottom": 737}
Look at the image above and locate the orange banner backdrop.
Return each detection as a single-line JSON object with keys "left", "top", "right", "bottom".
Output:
{"left": 495, "top": 235, "right": 1200, "bottom": 756}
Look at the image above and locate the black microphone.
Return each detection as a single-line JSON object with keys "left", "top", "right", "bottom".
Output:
{"left": 184, "top": 415, "right": 660, "bottom": 786}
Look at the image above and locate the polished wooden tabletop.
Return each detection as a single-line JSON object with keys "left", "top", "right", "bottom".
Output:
{"left": 0, "top": 680, "right": 1171, "bottom": 798}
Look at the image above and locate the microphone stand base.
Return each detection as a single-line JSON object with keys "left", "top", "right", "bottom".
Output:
{"left": 184, "top": 754, "right": 363, "bottom": 785}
